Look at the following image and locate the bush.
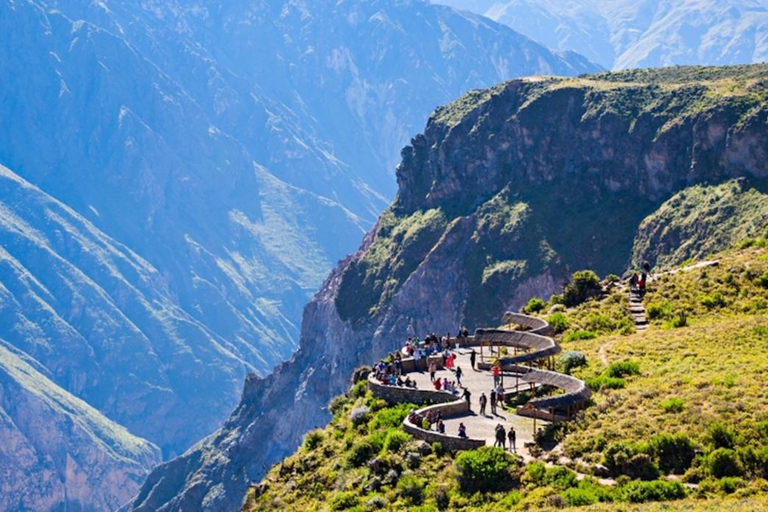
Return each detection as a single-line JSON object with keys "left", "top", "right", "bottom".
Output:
{"left": 737, "top": 446, "right": 768, "bottom": 478}
{"left": 561, "top": 351, "right": 587, "bottom": 374}
{"left": 617, "top": 318, "right": 636, "bottom": 335}
{"left": 707, "top": 448, "right": 743, "bottom": 478}
{"left": 347, "top": 440, "right": 377, "bottom": 467}
{"left": 382, "top": 430, "right": 412, "bottom": 453}
{"left": 708, "top": 423, "right": 736, "bottom": 449}
{"left": 564, "top": 330, "right": 597, "bottom": 342}
{"left": 649, "top": 433, "right": 696, "bottom": 475}
{"left": 700, "top": 292, "right": 727, "bottom": 309}
{"left": 522, "top": 461, "right": 547, "bottom": 486}
{"left": 563, "top": 270, "right": 602, "bottom": 307}
{"left": 562, "top": 488, "right": 599, "bottom": 506}
{"left": 303, "top": 430, "right": 324, "bottom": 451}
{"left": 350, "top": 405, "right": 370, "bottom": 426}
{"left": 547, "top": 312, "right": 570, "bottom": 333}
{"left": 397, "top": 473, "right": 426, "bottom": 504}
{"left": 586, "top": 376, "right": 626, "bottom": 391}
{"left": 370, "top": 403, "right": 412, "bottom": 430}
{"left": 718, "top": 476, "right": 747, "bottom": 494}
{"left": 757, "top": 271, "right": 768, "bottom": 288}
{"left": 624, "top": 453, "right": 660, "bottom": 481}
{"left": 330, "top": 491, "right": 358, "bottom": 510}
{"left": 544, "top": 465, "right": 578, "bottom": 490}
{"left": 585, "top": 313, "right": 616, "bottom": 333}
{"left": 606, "top": 360, "right": 640, "bottom": 378}
{"left": 660, "top": 397, "right": 685, "bottom": 413}
{"left": 647, "top": 301, "right": 673, "bottom": 320}
{"left": 350, "top": 380, "right": 368, "bottom": 398}
{"left": 432, "top": 485, "right": 450, "bottom": 510}
{"left": 455, "top": 447, "right": 518, "bottom": 493}
{"left": 622, "top": 480, "right": 686, "bottom": 503}
{"left": 665, "top": 312, "right": 688, "bottom": 329}
{"left": 524, "top": 297, "right": 547, "bottom": 314}
{"left": 604, "top": 442, "right": 635, "bottom": 473}
{"left": 329, "top": 395, "right": 348, "bottom": 417}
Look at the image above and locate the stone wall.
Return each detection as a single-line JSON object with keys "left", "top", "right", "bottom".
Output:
{"left": 403, "top": 401, "right": 485, "bottom": 450}
{"left": 367, "top": 374, "right": 457, "bottom": 406}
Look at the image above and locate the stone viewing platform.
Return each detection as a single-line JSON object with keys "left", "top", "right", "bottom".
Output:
{"left": 367, "top": 312, "right": 591, "bottom": 454}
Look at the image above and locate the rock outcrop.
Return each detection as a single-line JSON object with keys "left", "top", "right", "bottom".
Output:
{"left": 129, "top": 64, "right": 768, "bottom": 511}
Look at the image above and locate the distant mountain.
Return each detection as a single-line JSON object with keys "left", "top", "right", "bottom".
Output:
{"left": 0, "top": 0, "right": 597, "bottom": 495}
{"left": 129, "top": 64, "right": 768, "bottom": 511}
{"left": 0, "top": 335, "right": 160, "bottom": 511}
{"left": 435, "top": 0, "right": 768, "bottom": 70}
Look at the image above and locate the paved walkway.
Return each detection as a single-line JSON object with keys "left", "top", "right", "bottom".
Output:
{"left": 629, "top": 288, "right": 648, "bottom": 331}
{"left": 407, "top": 350, "right": 549, "bottom": 458}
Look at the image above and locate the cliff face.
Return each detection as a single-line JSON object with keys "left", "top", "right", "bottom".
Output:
{"left": 130, "top": 64, "right": 768, "bottom": 511}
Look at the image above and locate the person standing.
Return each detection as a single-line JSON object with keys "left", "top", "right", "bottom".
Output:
{"left": 492, "top": 363, "right": 501, "bottom": 387}
{"left": 462, "top": 387, "right": 472, "bottom": 409}
{"left": 494, "top": 424, "right": 506, "bottom": 449}
{"left": 456, "top": 366, "right": 463, "bottom": 387}
{"left": 429, "top": 361, "right": 437, "bottom": 382}
{"left": 479, "top": 393, "right": 488, "bottom": 415}
{"left": 490, "top": 389, "right": 497, "bottom": 415}
{"left": 470, "top": 349, "right": 477, "bottom": 370}
{"left": 508, "top": 427, "right": 517, "bottom": 453}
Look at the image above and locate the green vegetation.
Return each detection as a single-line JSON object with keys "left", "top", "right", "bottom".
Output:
{"left": 246, "top": 244, "right": 768, "bottom": 511}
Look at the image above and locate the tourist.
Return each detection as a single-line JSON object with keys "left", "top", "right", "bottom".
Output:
{"left": 394, "top": 354, "right": 402, "bottom": 377}
{"left": 396, "top": 376, "right": 405, "bottom": 386}
{"left": 492, "top": 363, "right": 501, "bottom": 387}
{"left": 455, "top": 366, "right": 463, "bottom": 387}
{"left": 458, "top": 423, "right": 467, "bottom": 439}
{"left": 494, "top": 424, "right": 506, "bottom": 449}
{"left": 479, "top": 393, "right": 487, "bottom": 416}
{"left": 496, "top": 384, "right": 504, "bottom": 405}
{"left": 490, "top": 389, "right": 497, "bottom": 414}
{"left": 434, "top": 378, "right": 442, "bottom": 391}
{"left": 429, "top": 361, "right": 437, "bottom": 382}
{"left": 508, "top": 427, "right": 517, "bottom": 452}
{"left": 462, "top": 387, "right": 471, "bottom": 408}
{"left": 470, "top": 349, "right": 476, "bottom": 370}
{"left": 437, "top": 419, "right": 445, "bottom": 434}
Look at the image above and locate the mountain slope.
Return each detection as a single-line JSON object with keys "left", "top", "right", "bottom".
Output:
{"left": 436, "top": 0, "right": 768, "bottom": 70}
{"left": 0, "top": 339, "right": 160, "bottom": 511}
{"left": 0, "top": 0, "right": 596, "bottom": 460}
{"left": 130, "top": 64, "right": 768, "bottom": 511}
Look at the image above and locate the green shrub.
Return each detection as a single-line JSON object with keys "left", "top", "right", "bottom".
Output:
{"left": 604, "top": 442, "right": 636, "bottom": 473}
{"left": 455, "top": 447, "right": 518, "bottom": 493}
{"left": 350, "top": 380, "right": 368, "bottom": 398}
{"left": 617, "top": 318, "right": 636, "bottom": 335}
{"left": 709, "top": 423, "right": 736, "bottom": 449}
{"left": 562, "top": 488, "right": 598, "bottom": 506}
{"left": 303, "top": 430, "right": 324, "bottom": 451}
{"left": 350, "top": 405, "right": 371, "bottom": 426}
{"left": 524, "top": 297, "right": 547, "bottom": 314}
{"left": 647, "top": 301, "right": 673, "bottom": 320}
{"left": 397, "top": 473, "right": 426, "bottom": 504}
{"left": 649, "top": 433, "right": 696, "bottom": 475}
{"left": 718, "top": 476, "right": 747, "bottom": 494}
{"left": 585, "top": 313, "right": 616, "bottom": 333}
{"left": 700, "top": 292, "right": 727, "bottom": 309}
{"left": 586, "top": 376, "right": 626, "bottom": 391}
{"left": 665, "top": 312, "right": 688, "bottom": 329}
{"left": 564, "top": 330, "right": 597, "bottom": 342}
{"left": 624, "top": 453, "right": 660, "bottom": 481}
{"left": 660, "top": 397, "right": 685, "bottom": 413}
{"left": 563, "top": 270, "right": 602, "bottom": 307}
{"left": 606, "top": 360, "right": 640, "bottom": 378}
{"left": 347, "top": 440, "right": 377, "bottom": 467}
{"left": 370, "top": 403, "right": 412, "bottom": 430}
{"left": 523, "top": 461, "right": 547, "bottom": 486}
{"left": 622, "top": 480, "right": 686, "bottom": 503}
{"left": 329, "top": 395, "right": 348, "bottom": 417}
{"left": 547, "top": 312, "right": 570, "bottom": 333}
{"left": 561, "top": 351, "right": 587, "bottom": 374}
{"left": 707, "top": 448, "right": 743, "bottom": 478}
{"left": 544, "top": 465, "right": 578, "bottom": 490}
{"left": 330, "top": 491, "right": 358, "bottom": 510}
{"left": 382, "top": 430, "right": 412, "bottom": 453}
{"left": 736, "top": 446, "right": 768, "bottom": 478}
{"left": 758, "top": 271, "right": 768, "bottom": 288}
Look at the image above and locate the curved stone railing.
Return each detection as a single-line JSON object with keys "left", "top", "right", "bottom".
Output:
{"left": 367, "top": 311, "right": 591, "bottom": 450}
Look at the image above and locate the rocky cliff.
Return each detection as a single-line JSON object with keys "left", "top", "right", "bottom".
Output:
{"left": 129, "top": 64, "right": 768, "bottom": 511}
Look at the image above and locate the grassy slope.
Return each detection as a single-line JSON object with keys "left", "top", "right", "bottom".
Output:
{"left": 245, "top": 239, "right": 768, "bottom": 511}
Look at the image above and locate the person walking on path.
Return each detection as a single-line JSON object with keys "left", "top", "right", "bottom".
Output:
{"left": 492, "top": 363, "right": 501, "bottom": 387}
{"left": 490, "top": 389, "right": 497, "bottom": 415}
{"left": 455, "top": 366, "right": 463, "bottom": 387}
{"left": 470, "top": 349, "right": 476, "bottom": 370}
{"left": 494, "top": 424, "right": 506, "bottom": 449}
{"left": 508, "top": 427, "right": 517, "bottom": 452}
{"left": 429, "top": 361, "right": 437, "bottom": 382}
{"left": 462, "top": 387, "right": 472, "bottom": 409}
{"left": 479, "top": 393, "right": 488, "bottom": 416}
